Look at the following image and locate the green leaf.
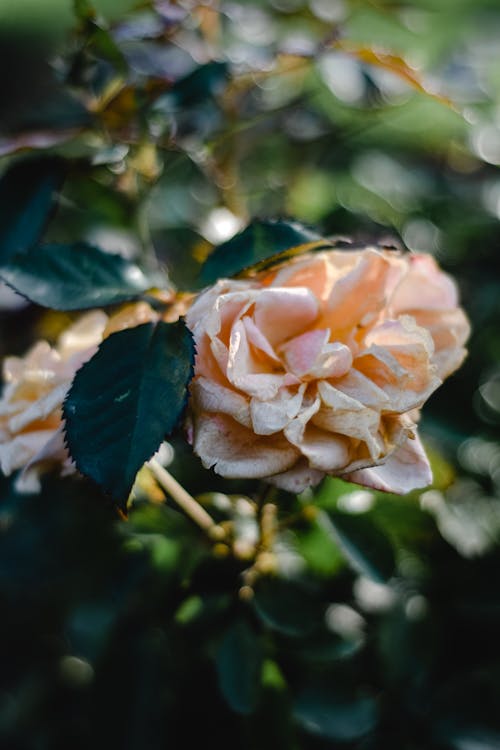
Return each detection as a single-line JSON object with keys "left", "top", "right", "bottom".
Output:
{"left": 253, "top": 576, "right": 326, "bottom": 637}
{"left": 152, "top": 226, "right": 210, "bottom": 291}
{"left": 199, "top": 219, "right": 324, "bottom": 285}
{"left": 63, "top": 320, "right": 194, "bottom": 504}
{"left": 89, "top": 24, "right": 128, "bottom": 72}
{"left": 215, "top": 619, "right": 263, "bottom": 715}
{"left": 0, "top": 243, "right": 161, "bottom": 310}
{"left": 295, "top": 517, "right": 345, "bottom": 578}
{"left": 170, "top": 61, "right": 229, "bottom": 107}
{"left": 294, "top": 681, "right": 378, "bottom": 742}
{"left": 0, "top": 157, "right": 65, "bottom": 263}
{"left": 319, "top": 509, "right": 395, "bottom": 583}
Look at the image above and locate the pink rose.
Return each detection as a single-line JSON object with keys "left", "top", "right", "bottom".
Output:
{"left": 185, "top": 248, "right": 470, "bottom": 494}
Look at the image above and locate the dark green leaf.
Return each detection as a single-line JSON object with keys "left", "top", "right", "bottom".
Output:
{"left": 0, "top": 157, "right": 65, "bottom": 263}
{"left": 253, "top": 576, "right": 325, "bottom": 637}
{"left": 215, "top": 619, "right": 263, "bottom": 715}
{"left": 294, "top": 682, "right": 378, "bottom": 742}
{"left": 170, "top": 61, "right": 229, "bottom": 107}
{"left": 319, "top": 510, "right": 395, "bottom": 583}
{"left": 89, "top": 24, "right": 128, "bottom": 72}
{"left": 0, "top": 243, "right": 162, "bottom": 310}
{"left": 64, "top": 320, "right": 194, "bottom": 504}
{"left": 152, "top": 226, "right": 210, "bottom": 291}
{"left": 200, "top": 219, "right": 323, "bottom": 285}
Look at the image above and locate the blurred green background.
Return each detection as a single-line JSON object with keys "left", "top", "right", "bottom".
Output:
{"left": 1, "top": 1, "right": 500, "bottom": 748}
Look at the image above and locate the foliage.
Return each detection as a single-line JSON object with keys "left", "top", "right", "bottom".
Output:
{"left": 1, "top": 1, "right": 500, "bottom": 749}
{"left": 64, "top": 319, "right": 194, "bottom": 503}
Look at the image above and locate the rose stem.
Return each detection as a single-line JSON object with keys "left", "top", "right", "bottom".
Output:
{"left": 148, "top": 459, "right": 224, "bottom": 540}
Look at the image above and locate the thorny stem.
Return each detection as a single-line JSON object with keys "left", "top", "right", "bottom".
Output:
{"left": 149, "top": 459, "right": 225, "bottom": 541}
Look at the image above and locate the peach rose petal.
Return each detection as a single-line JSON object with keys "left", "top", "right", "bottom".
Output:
{"left": 193, "top": 413, "right": 299, "bottom": 478}
{"left": 355, "top": 318, "right": 441, "bottom": 412}
{"left": 313, "top": 381, "right": 394, "bottom": 465}
{"left": 267, "top": 253, "right": 338, "bottom": 301}
{"left": 292, "top": 424, "right": 352, "bottom": 473}
{"left": 59, "top": 310, "right": 108, "bottom": 358}
{"left": 333, "top": 368, "right": 390, "bottom": 410}
{"left": 283, "top": 397, "right": 354, "bottom": 472}
{"left": 391, "top": 254, "right": 458, "bottom": 311}
{"left": 227, "top": 319, "right": 289, "bottom": 400}
{"left": 0, "top": 430, "right": 57, "bottom": 475}
{"left": 389, "top": 255, "right": 471, "bottom": 380}
{"left": 253, "top": 287, "right": 319, "bottom": 347}
{"left": 433, "top": 347, "right": 468, "bottom": 382}
{"left": 25, "top": 426, "right": 71, "bottom": 473}
{"left": 250, "top": 385, "right": 305, "bottom": 436}
{"left": 344, "top": 433, "right": 432, "bottom": 494}
{"left": 267, "top": 458, "right": 325, "bottom": 493}
{"left": 322, "top": 250, "right": 405, "bottom": 331}
{"left": 15, "top": 427, "right": 73, "bottom": 493}
{"left": 8, "top": 383, "right": 68, "bottom": 433}
{"left": 3, "top": 342, "right": 62, "bottom": 391}
{"left": 315, "top": 380, "right": 381, "bottom": 456}
{"left": 242, "top": 315, "right": 281, "bottom": 363}
{"left": 186, "top": 281, "right": 257, "bottom": 341}
{"left": 281, "top": 329, "right": 353, "bottom": 379}
{"left": 191, "top": 376, "right": 251, "bottom": 428}
{"left": 207, "top": 336, "right": 230, "bottom": 383}
{"left": 405, "top": 307, "right": 470, "bottom": 380}
{"left": 313, "top": 401, "right": 382, "bottom": 463}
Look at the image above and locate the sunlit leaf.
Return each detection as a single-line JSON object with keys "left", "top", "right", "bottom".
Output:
{"left": 200, "top": 219, "right": 325, "bottom": 284}
{"left": 0, "top": 243, "right": 162, "bottom": 310}
{"left": 333, "top": 41, "right": 455, "bottom": 109}
{"left": 64, "top": 320, "right": 194, "bottom": 505}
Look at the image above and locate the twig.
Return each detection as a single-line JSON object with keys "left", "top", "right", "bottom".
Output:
{"left": 148, "top": 459, "right": 224, "bottom": 540}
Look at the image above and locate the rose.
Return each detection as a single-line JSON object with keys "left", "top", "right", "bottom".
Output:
{"left": 185, "top": 247, "right": 470, "bottom": 494}
{"left": 0, "top": 311, "right": 108, "bottom": 490}
{"left": 0, "top": 302, "right": 159, "bottom": 491}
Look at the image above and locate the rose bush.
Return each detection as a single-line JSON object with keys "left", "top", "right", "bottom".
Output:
{"left": 185, "top": 248, "right": 470, "bottom": 494}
